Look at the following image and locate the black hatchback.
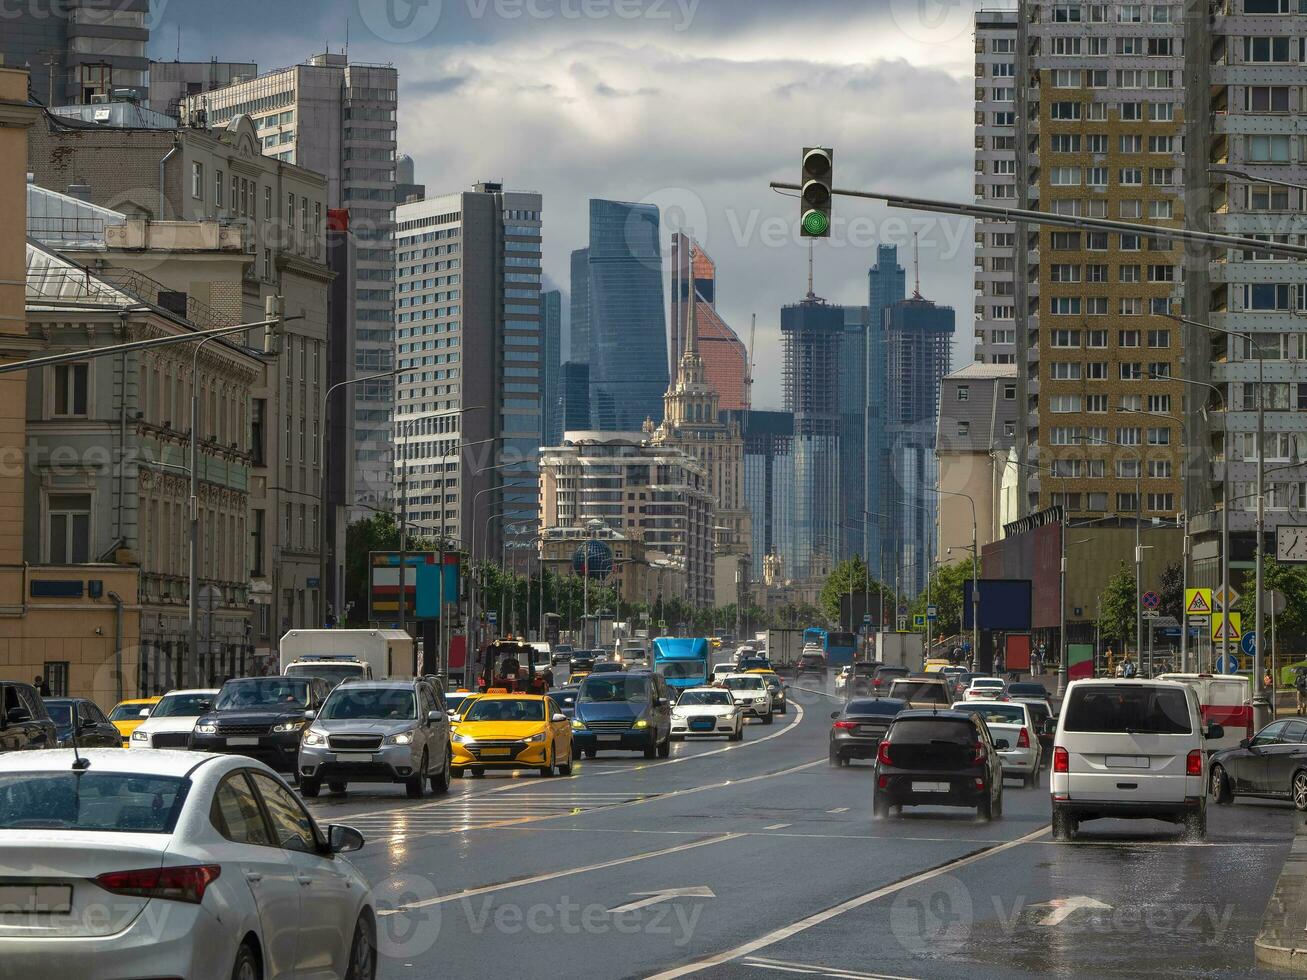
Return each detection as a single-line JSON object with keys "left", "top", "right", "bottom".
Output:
{"left": 830, "top": 698, "right": 906, "bottom": 766}
{"left": 873, "top": 709, "right": 1005, "bottom": 819}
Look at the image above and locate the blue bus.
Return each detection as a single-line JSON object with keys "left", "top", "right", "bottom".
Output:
{"left": 803, "top": 627, "right": 857, "bottom": 668}
{"left": 803, "top": 627, "right": 827, "bottom": 648}
{"left": 652, "top": 637, "right": 711, "bottom": 693}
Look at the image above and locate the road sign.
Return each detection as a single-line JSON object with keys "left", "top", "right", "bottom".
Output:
{"left": 897, "top": 616, "right": 908, "bottom": 632}
{"left": 926, "top": 604, "right": 938, "bottom": 620}
{"left": 1216, "top": 654, "right": 1240, "bottom": 675}
{"left": 1187, "top": 615, "right": 1210, "bottom": 627}
{"left": 1184, "top": 588, "right": 1212, "bottom": 615}
{"left": 487, "top": 611, "right": 498, "bottom": 624}
{"left": 913, "top": 614, "right": 927, "bottom": 629}
{"left": 863, "top": 613, "right": 872, "bottom": 624}
{"left": 1212, "top": 612, "right": 1241, "bottom": 641}
{"left": 897, "top": 604, "right": 908, "bottom": 616}
{"left": 1142, "top": 609, "right": 1158, "bottom": 619}
{"left": 1262, "top": 589, "right": 1288, "bottom": 616}
{"left": 1241, "top": 631, "right": 1257, "bottom": 657}
{"left": 1152, "top": 616, "right": 1179, "bottom": 629}
{"left": 1213, "top": 585, "right": 1240, "bottom": 613}
{"left": 1141, "top": 591, "right": 1161, "bottom": 610}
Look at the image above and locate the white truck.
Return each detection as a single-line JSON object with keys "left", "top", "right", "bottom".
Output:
{"left": 279, "top": 629, "right": 415, "bottom": 686}
{"left": 877, "top": 633, "right": 925, "bottom": 671}
{"left": 764, "top": 629, "right": 805, "bottom": 671}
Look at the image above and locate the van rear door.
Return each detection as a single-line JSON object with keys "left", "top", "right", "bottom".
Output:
{"left": 1202, "top": 677, "right": 1251, "bottom": 751}
{"left": 1061, "top": 684, "right": 1197, "bottom": 804}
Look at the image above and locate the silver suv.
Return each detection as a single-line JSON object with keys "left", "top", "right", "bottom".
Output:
{"left": 298, "top": 678, "right": 451, "bottom": 798}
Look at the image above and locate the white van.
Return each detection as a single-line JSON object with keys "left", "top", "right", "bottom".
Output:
{"left": 1051, "top": 679, "right": 1222, "bottom": 841}
{"left": 1156, "top": 673, "right": 1252, "bottom": 754}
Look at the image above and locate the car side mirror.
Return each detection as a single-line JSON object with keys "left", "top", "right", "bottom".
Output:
{"left": 1206, "top": 723, "right": 1225, "bottom": 741}
{"left": 656, "top": 698, "right": 669, "bottom": 707}
{"left": 326, "top": 824, "right": 365, "bottom": 854}
{"left": 830, "top": 711, "right": 840, "bottom": 720}
{"left": 551, "top": 712, "right": 567, "bottom": 723}
{"left": 80, "top": 717, "right": 97, "bottom": 731}
{"left": 6, "top": 707, "right": 31, "bottom": 724}
{"left": 427, "top": 710, "right": 443, "bottom": 723}
{"left": 1240, "top": 737, "right": 1251, "bottom": 749}
{"left": 303, "top": 710, "right": 317, "bottom": 721}
{"left": 994, "top": 738, "right": 1010, "bottom": 750}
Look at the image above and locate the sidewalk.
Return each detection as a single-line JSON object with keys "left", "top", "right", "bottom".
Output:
{"left": 1256, "top": 814, "right": 1307, "bottom": 971}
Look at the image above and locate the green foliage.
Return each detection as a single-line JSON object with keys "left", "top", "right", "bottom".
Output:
{"left": 1158, "top": 561, "right": 1183, "bottom": 624}
{"left": 910, "top": 560, "right": 973, "bottom": 638}
{"left": 819, "top": 556, "right": 892, "bottom": 624}
{"left": 1239, "top": 557, "right": 1307, "bottom": 647}
{"left": 1097, "top": 562, "right": 1138, "bottom": 652}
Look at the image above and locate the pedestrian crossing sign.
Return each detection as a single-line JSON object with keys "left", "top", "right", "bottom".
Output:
{"left": 1184, "top": 588, "right": 1212, "bottom": 616}
{"left": 1212, "top": 612, "right": 1241, "bottom": 641}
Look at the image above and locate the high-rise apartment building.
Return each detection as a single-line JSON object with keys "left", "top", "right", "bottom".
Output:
{"left": 669, "top": 233, "right": 751, "bottom": 411}
{"left": 865, "top": 246, "right": 906, "bottom": 578}
{"left": 584, "top": 200, "right": 669, "bottom": 429}
{"left": 729, "top": 410, "right": 796, "bottom": 582}
{"left": 2, "top": 0, "right": 149, "bottom": 107}
{"left": 393, "top": 183, "right": 543, "bottom": 563}
{"left": 148, "top": 60, "right": 257, "bottom": 118}
{"left": 186, "top": 54, "right": 398, "bottom": 518}
{"left": 542, "top": 289, "right": 563, "bottom": 447}
{"left": 974, "top": 9, "right": 1020, "bottom": 365}
{"left": 1013, "top": 0, "right": 1184, "bottom": 523}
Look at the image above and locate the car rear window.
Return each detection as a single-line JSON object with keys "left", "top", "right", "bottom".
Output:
{"left": 955, "top": 704, "right": 1026, "bottom": 725}
{"left": 1008, "top": 684, "right": 1047, "bottom": 697}
{"left": 0, "top": 773, "right": 188, "bottom": 833}
{"left": 890, "top": 680, "right": 949, "bottom": 703}
{"left": 845, "top": 699, "right": 904, "bottom": 717}
{"left": 889, "top": 718, "right": 975, "bottom": 744}
{"left": 1063, "top": 685, "right": 1193, "bottom": 735}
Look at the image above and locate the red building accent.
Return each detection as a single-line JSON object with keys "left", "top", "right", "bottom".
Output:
{"left": 670, "top": 233, "right": 750, "bottom": 411}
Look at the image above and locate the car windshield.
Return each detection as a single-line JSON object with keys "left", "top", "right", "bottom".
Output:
{"left": 890, "top": 681, "right": 949, "bottom": 702}
{"left": 215, "top": 679, "right": 310, "bottom": 711}
{"left": 845, "top": 699, "right": 904, "bottom": 717}
{"left": 955, "top": 704, "right": 1026, "bottom": 725}
{"left": 284, "top": 664, "right": 364, "bottom": 687}
{"left": 658, "top": 661, "right": 708, "bottom": 680}
{"left": 853, "top": 664, "right": 877, "bottom": 675}
{"left": 0, "top": 773, "right": 187, "bottom": 833}
{"left": 44, "top": 702, "right": 74, "bottom": 730}
{"left": 320, "top": 687, "right": 416, "bottom": 720}
{"left": 679, "top": 690, "right": 732, "bottom": 706}
{"left": 578, "top": 676, "right": 650, "bottom": 703}
{"left": 464, "top": 698, "right": 546, "bottom": 722}
{"left": 150, "top": 693, "right": 213, "bottom": 718}
{"left": 1064, "top": 685, "right": 1192, "bottom": 734}
{"left": 723, "top": 676, "right": 764, "bottom": 691}
{"left": 109, "top": 703, "right": 150, "bottom": 722}
{"left": 548, "top": 690, "right": 577, "bottom": 705}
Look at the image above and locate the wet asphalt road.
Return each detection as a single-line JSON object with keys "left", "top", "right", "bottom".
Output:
{"left": 302, "top": 675, "right": 1296, "bottom": 980}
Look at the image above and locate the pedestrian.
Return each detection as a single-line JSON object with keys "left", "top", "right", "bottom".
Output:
{"left": 33, "top": 675, "right": 50, "bottom": 697}
{"left": 1294, "top": 669, "right": 1307, "bottom": 716}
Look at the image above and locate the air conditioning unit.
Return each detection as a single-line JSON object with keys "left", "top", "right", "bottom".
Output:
{"left": 89, "top": 93, "right": 110, "bottom": 104}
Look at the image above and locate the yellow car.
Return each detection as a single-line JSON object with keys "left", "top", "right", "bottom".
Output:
{"left": 923, "top": 659, "right": 953, "bottom": 674}
{"left": 108, "top": 696, "right": 161, "bottom": 746}
{"left": 746, "top": 669, "right": 788, "bottom": 714}
{"left": 451, "top": 692, "right": 573, "bottom": 778}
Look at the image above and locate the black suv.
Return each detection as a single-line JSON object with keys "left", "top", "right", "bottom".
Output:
{"left": 190, "top": 675, "right": 331, "bottom": 774}
{"left": 873, "top": 709, "right": 1005, "bottom": 820}
{"left": 0, "top": 681, "right": 57, "bottom": 752}
{"left": 44, "top": 698, "right": 121, "bottom": 748}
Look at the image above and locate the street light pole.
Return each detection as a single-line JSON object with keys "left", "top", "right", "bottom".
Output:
{"left": 931, "top": 488, "right": 979, "bottom": 672}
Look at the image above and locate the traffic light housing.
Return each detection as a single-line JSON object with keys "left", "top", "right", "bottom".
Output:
{"left": 801, "top": 147, "right": 833, "bottom": 238}
{"left": 263, "top": 295, "right": 284, "bottom": 354}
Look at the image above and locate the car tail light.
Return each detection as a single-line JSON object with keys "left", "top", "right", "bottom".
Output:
{"left": 970, "top": 743, "right": 986, "bottom": 765}
{"left": 1186, "top": 749, "right": 1203, "bottom": 777}
{"left": 873, "top": 678, "right": 882, "bottom": 688}
{"left": 1053, "top": 746, "right": 1069, "bottom": 773}
{"left": 833, "top": 720, "right": 858, "bottom": 730}
{"left": 877, "top": 740, "right": 892, "bottom": 766}
{"left": 1017, "top": 727, "right": 1030, "bottom": 749}
{"left": 877, "top": 774, "right": 888, "bottom": 789}
{"left": 94, "top": 865, "right": 221, "bottom": 904}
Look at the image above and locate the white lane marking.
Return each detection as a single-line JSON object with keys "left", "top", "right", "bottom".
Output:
{"left": 379, "top": 832, "right": 746, "bottom": 914}
{"left": 644, "top": 825, "right": 1051, "bottom": 979}
{"left": 763, "top": 823, "right": 791, "bottom": 830}
{"left": 742, "top": 957, "right": 919, "bottom": 980}
{"left": 826, "top": 807, "right": 849, "bottom": 813}
{"left": 608, "top": 887, "right": 716, "bottom": 914}
{"left": 592, "top": 702, "right": 805, "bottom": 776}
{"left": 1030, "top": 896, "right": 1112, "bottom": 926}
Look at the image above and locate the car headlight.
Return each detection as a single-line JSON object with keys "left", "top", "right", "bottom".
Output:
{"left": 633, "top": 719, "right": 649, "bottom": 729}
{"left": 571, "top": 719, "right": 586, "bottom": 730}
{"left": 272, "top": 720, "right": 305, "bottom": 734}
{"left": 384, "top": 730, "right": 416, "bottom": 745}
{"left": 452, "top": 732, "right": 475, "bottom": 744}
{"left": 525, "top": 731, "right": 547, "bottom": 743}
{"left": 131, "top": 729, "right": 149, "bottom": 742}
{"left": 302, "top": 729, "right": 328, "bottom": 746}
{"left": 195, "top": 723, "right": 217, "bottom": 735}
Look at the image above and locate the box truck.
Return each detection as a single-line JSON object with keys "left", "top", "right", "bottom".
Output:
{"left": 764, "top": 629, "right": 805, "bottom": 671}
{"left": 279, "top": 629, "right": 415, "bottom": 685}
{"left": 877, "top": 633, "right": 925, "bottom": 671}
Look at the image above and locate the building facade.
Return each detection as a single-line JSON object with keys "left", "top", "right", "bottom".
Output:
{"left": 148, "top": 60, "right": 258, "bottom": 118}
{"left": 569, "top": 247, "right": 591, "bottom": 363}
{"left": 560, "top": 361, "right": 591, "bottom": 432}
{"left": 542, "top": 289, "right": 563, "bottom": 447}
{"left": 393, "top": 183, "right": 543, "bottom": 563}
{"left": 185, "top": 54, "right": 398, "bottom": 518}
{"left": 730, "top": 409, "right": 795, "bottom": 583}
{"left": 974, "top": 10, "right": 1020, "bottom": 366}
{"left": 669, "top": 233, "right": 750, "bottom": 411}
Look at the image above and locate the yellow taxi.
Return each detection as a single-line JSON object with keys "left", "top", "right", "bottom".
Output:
{"left": 451, "top": 691, "right": 573, "bottom": 778}
{"left": 108, "top": 696, "right": 161, "bottom": 746}
{"left": 745, "top": 669, "right": 788, "bottom": 715}
{"left": 923, "top": 658, "right": 953, "bottom": 674}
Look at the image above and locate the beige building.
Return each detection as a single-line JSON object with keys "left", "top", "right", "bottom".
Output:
{"left": 537, "top": 526, "right": 685, "bottom": 610}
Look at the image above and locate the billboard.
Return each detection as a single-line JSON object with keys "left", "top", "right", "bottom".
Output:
{"left": 369, "top": 552, "right": 461, "bottom": 622}
{"left": 962, "top": 579, "right": 1033, "bottom": 631}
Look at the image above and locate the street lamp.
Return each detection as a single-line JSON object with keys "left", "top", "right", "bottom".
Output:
{"left": 930, "top": 488, "right": 979, "bottom": 673}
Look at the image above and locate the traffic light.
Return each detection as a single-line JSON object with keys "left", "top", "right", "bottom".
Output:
{"left": 801, "top": 146, "right": 833, "bottom": 238}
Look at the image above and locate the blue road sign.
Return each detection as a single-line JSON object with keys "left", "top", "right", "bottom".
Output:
{"left": 1241, "top": 631, "right": 1256, "bottom": 657}
{"left": 487, "top": 611, "right": 498, "bottom": 624}
{"left": 1216, "top": 654, "right": 1240, "bottom": 674}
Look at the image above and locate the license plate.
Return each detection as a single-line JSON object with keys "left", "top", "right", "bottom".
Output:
{"left": 691, "top": 720, "right": 714, "bottom": 731}
{"left": 227, "top": 737, "right": 259, "bottom": 746}
{"left": 0, "top": 884, "right": 72, "bottom": 914}
{"left": 1105, "top": 755, "right": 1149, "bottom": 769}
{"left": 335, "top": 752, "right": 373, "bottom": 763}
{"left": 912, "top": 781, "right": 949, "bottom": 793}
{"left": 481, "top": 747, "right": 512, "bottom": 757}
{"left": 598, "top": 734, "right": 623, "bottom": 743}
{"left": 858, "top": 726, "right": 882, "bottom": 736}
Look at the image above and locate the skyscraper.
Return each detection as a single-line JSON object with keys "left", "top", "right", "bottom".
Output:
{"left": 560, "top": 361, "right": 591, "bottom": 433}
{"left": 865, "top": 245, "right": 907, "bottom": 574}
{"left": 839, "top": 305, "right": 871, "bottom": 564}
{"left": 586, "top": 199, "right": 669, "bottom": 430}
{"left": 393, "top": 183, "right": 543, "bottom": 562}
{"left": 186, "top": 54, "right": 399, "bottom": 518}
{"left": 2, "top": 1, "right": 150, "bottom": 107}
{"left": 542, "top": 289, "right": 563, "bottom": 447}
{"left": 729, "top": 410, "right": 795, "bottom": 583}
{"left": 569, "top": 247, "right": 591, "bottom": 363}
{"left": 670, "top": 233, "right": 750, "bottom": 411}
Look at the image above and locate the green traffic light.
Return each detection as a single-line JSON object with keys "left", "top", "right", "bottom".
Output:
{"left": 802, "top": 210, "right": 830, "bottom": 236}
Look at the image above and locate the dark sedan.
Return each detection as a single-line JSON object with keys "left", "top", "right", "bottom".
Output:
{"left": 548, "top": 687, "right": 579, "bottom": 718}
{"left": 190, "top": 675, "right": 331, "bottom": 774}
{"left": 873, "top": 709, "right": 1006, "bottom": 819}
{"left": 1211, "top": 718, "right": 1307, "bottom": 810}
{"left": 830, "top": 697, "right": 906, "bottom": 766}
{"left": 43, "top": 698, "right": 122, "bottom": 748}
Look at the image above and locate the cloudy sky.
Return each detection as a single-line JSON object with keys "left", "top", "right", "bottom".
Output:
{"left": 151, "top": 0, "right": 985, "bottom": 408}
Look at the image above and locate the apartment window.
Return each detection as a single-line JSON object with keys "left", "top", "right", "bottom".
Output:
{"left": 231, "top": 175, "right": 238, "bottom": 214}
{"left": 1052, "top": 460, "right": 1082, "bottom": 478}
{"left": 1087, "top": 361, "right": 1109, "bottom": 379}
{"left": 1147, "top": 36, "right": 1174, "bottom": 54}
{"left": 1051, "top": 362, "right": 1082, "bottom": 380}
{"left": 1250, "top": 184, "right": 1295, "bottom": 211}
{"left": 1120, "top": 135, "right": 1143, "bottom": 154}
{"left": 993, "top": 38, "right": 1015, "bottom": 53}
{"left": 1087, "top": 134, "right": 1108, "bottom": 154}
{"left": 1149, "top": 361, "right": 1172, "bottom": 379}
{"left": 1004, "top": 383, "right": 1017, "bottom": 400}
{"left": 1088, "top": 103, "right": 1108, "bottom": 120}
{"left": 1118, "top": 69, "right": 1143, "bottom": 88}
{"left": 191, "top": 162, "right": 204, "bottom": 200}
{"left": 1121, "top": 362, "right": 1144, "bottom": 380}
{"left": 215, "top": 169, "right": 224, "bottom": 208}
{"left": 957, "top": 421, "right": 970, "bottom": 437}
{"left": 1146, "top": 329, "right": 1171, "bottom": 348}
{"left": 1087, "top": 264, "right": 1108, "bottom": 283}
{"left": 1051, "top": 297, "right": 1082, "bottom": 315}
{"left": 1087, "top": 492, "right": 1109, "bottom": 511}
{"left": 1120, "top": 168, "right": 1143, "bottom": 186}
{"left": 1248, "top": 135, "right": 1291, "bottom": 163}
{"left": 286, "top": 192, "right": 295, "bottom": 226}
{"left": 1118, "top": 427, "right": 1142, "bottom": 446}
{"left": 1148, "top": 460, "right": 1173, "bottom": 478}
{"left": 994, "top": 62, "right": 1016, "bottom": 77}
{"left": 1148, "top": 265, "right": 1175, "bottom": 283}
{"left": 956, "top": 385, "right": 970, "bottom": 401}
{"left": 1051, "top": 232, "right": 1081, "bottom": 249}
{"left": 1245, "top": 283, "right": 1297, "bottom": 311}
{"left": 1052, "top": 69, "right": 1082, "bottom": 88}
{"left": 1053, "top": 199, "right": 1082, "bottom": 216}
{"left": 1149, "top": 200, "right": 1174, "bottom": 219}
{"left": 1148, "top": 493, "right": 1175, "bottom": 511}
{"left": 1051, "top": 264, "right": 1082, "bottom": 283}
{"left": 1246, "top": 36, "right": 1291, "bottom": 61}
{"left": 1085, "top": 426, "right": 1109, "bottom": 444}
{"left": 1087, "top": 232, "right": 1108, "bottom": 250}
{"left": 1051, "top": 426, "right": 1083, "bottom": 445}
{"left": 1052, "top": 329, "right": 1081, "bottom": 347}
{"left": 1147, "top": 427, "right": 1171, "bottom": 445}
{"left": 1086, "top": 394, "right": 1109, "bottom": 412}
{"left": 1247, "top": 86, "right": 1291, "bottom": 112}
{"left": 1147, "top": 394, "right": 1172, "bottom": 413}
{"left": 1087, "top": 36, "right": 1109, "bottom": 53}
{"left": 51, "top": 363, "right": 88, "bottom": 417}
{"left": 250, "top": 509, "right": 265, "bottom": 577}
{"left": 1120, "top": 265, "right": 1141, "bottom": 283}
{"left": 1087, "top": 167, "right": 1108, "bottom": 187}
{"left": 994, "top": 111, "right": 1015, "bottom": 126}
{"left": 263, "top": 186, "right": 272, "bottom": 221}
{"left": 1150, "top": 103, "right": 1175, "bottom": 121}
{"left": 1004, "top": 422, "right": 1016, "bottom": 437}
{"left": 1119, "top": 200, "right": 1142, "bottom": 220}
{"left": 1150, "top": 168, "right": 1177, "bottom": 186}
{"left": 1051, "top": 102, "right": 1082, "bottom": 120}
{"left": 46, "top": 493, "right": 90, "bottom": 564}
{"left": 1120, "top": 299, "right": 1142, "bottom": 316}
{"left": 1087, "top": 297, "right": 1109, "bottom": 315}
{"left": 1117, "top": 459, "right": 1142, "bottom": 478}
{"left": 1118, "top": 493, "right": 1140, "bottom": 511}
{"left": 1088, "top": 329, "right": 1109, "bottom": 348}
{"left": 1054, "top": 3, "right": 1084, "bottom": 20}
{"left": 1120, "top": 102, "right": 1143, "bottom": 120}
{"left": 1119, "top": 3, "right": 1143, "bottom": 20}
{"left": 1148, "top": 136, "right": 1175, "bottom": 155}
{"left": 1051, "top": 37, "right": 1082, "bottom": 55}
{"left": 1086, "top": 69, "right": 1109, "bottom": 87}
{"left": 1051, "top": 167, "right": 1081, "bottom": 186}
{"left": 1146, "top": 70, "right": 1173, "bottom": 88}
{"left": 1050, "top": 394, "right": 1082, "bottom": 413}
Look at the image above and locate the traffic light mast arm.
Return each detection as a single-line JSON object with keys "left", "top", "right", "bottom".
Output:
{"left": 770, "top": 181, "right": 1307, "bottom": 260}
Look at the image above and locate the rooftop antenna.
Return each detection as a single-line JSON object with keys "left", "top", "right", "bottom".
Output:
{"left": 345, "top": 17, "right": 350, "bottom": 58}
{"left": 746, "top": 313, "right": 756, "bottom": 418}
{"left": 176, "top": 26, "right": 181, "bottom": 62}
{"left": 806, "top": 240, "right": 816, "bottom": 301}
{"left": 70, "top": 702, "right": 90, "bottom": 771}
{"left": 912, "top": 232, "right": 922, "bottom": 300}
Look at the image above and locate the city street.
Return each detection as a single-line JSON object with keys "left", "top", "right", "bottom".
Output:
{"left": 301, "top": 677, "right": 1295, "bottom": 980}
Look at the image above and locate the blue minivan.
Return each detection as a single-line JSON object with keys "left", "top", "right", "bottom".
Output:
{"left": 571, "top": 671, "right": 672, "bottom": 759}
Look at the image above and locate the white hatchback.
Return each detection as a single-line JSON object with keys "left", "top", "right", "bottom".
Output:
{"left": 963, "top": 678, "right": 1007, "bottom": 701}
{"left": 952, "top": 700, "right": 1041, "bottom": 785}
{"left": 128, "top": 689, "right": 218, "bottom": 750}
{"left": 0, "top": 749, "right": 375, "bottom": 980}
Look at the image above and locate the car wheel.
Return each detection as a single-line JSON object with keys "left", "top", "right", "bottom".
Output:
{"left": 732, "top": 724, "right": 744, "bottom": 741}
{"left": 1051, "top": 807, "right": 1076, "bottom": 842}
{"left": 829, "top": 748, "right": 841, "bottom": 767}
{"left": 657, "top": 735, "right": 671, "bottom": 758}
{"left": 584, "top": 749, "right": 597, "bottom": 759}
{"left": 872, "top": 793, "right": 891, "bottom": 818}
{"left": 329, "top": 782, "right": 347, "bottom": 795}
{"left": 977, "top": 790, "right": 993, "bottom": 821}
{"left": 763, "top": 711, "right": 774, "bottom": 726}
{"left": 1182, "top": 808, "right": 1207, "bottom": 841}
{"left": 1210, "top": 764, "right": 1233, "bottom": 805}
{"left": 1293, "top": 771, "right": 1307, "bottom": 812}
{"left": 299, "top": 777, "right": 321, "bottom": 798}
{"left": 231, "top": 941, "right": 260, "bottom": 980}
{"left": 643, "top": 741, "right": 657, "bottom": 759}
{"left": 430, "top": 750, "right": 451, "bottom": 794}
{"left": 345, "top": 911, "right": 377, "bottom": 980}
{"left": 557, "top": 743, "right": 573, "bottom": 776}
{"left": 406, "top": 752, "right": 428, "bottom": 798}
{"left": 471, "top": 766, "right": 485, "bottom": 778}
{"left": 539, "top": 746, "right": 555, "bottom": 777}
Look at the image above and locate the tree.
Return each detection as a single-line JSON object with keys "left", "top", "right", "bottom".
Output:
{"left": 1097, "top": 562, "right": 1138, "bottom": 654}
{"left": 1158, "top": 561, "right": 1183, "bottom": 625}
{"left": 910, "top": 560, "right": 973, "bottom": 639}
{"left": 1239, "top": 556, "right": 1307, "bottom": 650}
{"left": 819, "top": 556, "right": 892, "bottom": 625}
{"left": 344, "top": 513, "right": 399, "bottom": 625}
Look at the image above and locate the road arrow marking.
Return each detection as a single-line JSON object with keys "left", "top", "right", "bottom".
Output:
{"left": 1030, "top": 896, "right": 1112, "bottom": 926}
{"left": 608, "top": 887, "right": 716, "bottom": 914}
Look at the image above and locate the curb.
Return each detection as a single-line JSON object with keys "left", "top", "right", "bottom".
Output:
{"left": 1256, "top": 814, "right": 1307, "bottom": 970}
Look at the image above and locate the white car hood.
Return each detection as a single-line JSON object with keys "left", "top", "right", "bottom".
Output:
{"left": 674, "top": 705, "right": 736, "bottom": 717}
{"left": 136, "top": 717, "right": 200, "bottom": 736}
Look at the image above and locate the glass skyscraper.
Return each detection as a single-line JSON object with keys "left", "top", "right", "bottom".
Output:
{"left": 569, "top": 247, "right": 591, "bottom": 363}
{"left": 542, "top": 289, "right": 563, "bottom": 446}
{"left": 585, "top": 200, "right": 669, "bottom": 430}
{"left": 865, "top": 245, "right": 907, "bottom": 583}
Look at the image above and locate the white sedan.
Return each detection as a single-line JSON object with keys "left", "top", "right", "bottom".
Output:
{"left": 952, "top": 700, "right": 1042, "bottom": 785}
{"left": 720, "top": 674, "right": 774, "bottom": 723}
{"left": 128, "top": 688, "right": 218, "bottom": 749}
{"left": 672, "top": 688, "right": 744, "bottom": 740}
{"left": 0, "top": 749, "right": 375, "bottom": 980}
{"left": 962, "top": 678, "right": 1008, "bottom": 701}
